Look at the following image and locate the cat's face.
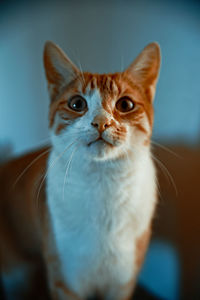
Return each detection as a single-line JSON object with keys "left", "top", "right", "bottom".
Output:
{"left": 44, "top": 42, "right": 160, "bottom": 161}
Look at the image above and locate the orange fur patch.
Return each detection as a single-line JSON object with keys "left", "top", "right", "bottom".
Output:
{"left": 55, "top": 281, "right": 80, "bottom": 299}
{"left": 49, "top": 72, "right": 154, "bottom": 141}
{"left": 135, "top": 228, "right": 151, "bottom": 271}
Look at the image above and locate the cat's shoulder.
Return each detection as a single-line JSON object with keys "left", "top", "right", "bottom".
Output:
{"left": 0, "top": 146, "right": 50, "bottom": 214}
{"left": 0, "top": 146, "right": 50, "bottom": 179}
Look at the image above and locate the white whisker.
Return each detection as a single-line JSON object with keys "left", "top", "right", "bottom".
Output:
{"left": 74, "top": 49, "right": 86, "bottom": 86}
{"left": 12, "top": 148, "right": 51, "bottom": 189}
{"left": 62, "top": 146, "right": 78, "bottom": 203}
{"left": 35, "top": 139, "right": 78, "bottom": 210}
{"left": 151, "top": 140, "right": 182, "bottom": 159}
{"left": 151, "top": 154, "right": 178, "bottom": 197}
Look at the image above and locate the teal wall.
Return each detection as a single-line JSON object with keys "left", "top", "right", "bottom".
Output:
{"left": 0, "top": 0, "right": 200, "bottom": 155}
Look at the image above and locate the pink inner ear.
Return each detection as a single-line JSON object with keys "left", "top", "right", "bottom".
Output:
{"left": 44, "top": 54, "right": 63, "bottom": 85}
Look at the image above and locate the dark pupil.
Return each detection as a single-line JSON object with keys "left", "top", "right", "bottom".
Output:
{"left": 121, "top": 100, "right": 129, "bottom": 110}
{"left": 73, "top": 99, "right": 83, "bottom": 110}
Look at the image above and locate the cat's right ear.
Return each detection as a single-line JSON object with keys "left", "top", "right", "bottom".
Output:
{"left": 124, "top": 42, "right": 161, "bottom": 102}
{"left": 43, "top": 41, "right": 80, "bottom": 102}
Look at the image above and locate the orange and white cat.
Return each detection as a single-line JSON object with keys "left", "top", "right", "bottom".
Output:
{"left": 0, "top": 41, "right": 160, "bottom": 300}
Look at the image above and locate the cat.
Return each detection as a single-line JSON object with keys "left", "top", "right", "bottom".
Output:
{"left": 0, "top": 41, "right": 161, "bottom": 300}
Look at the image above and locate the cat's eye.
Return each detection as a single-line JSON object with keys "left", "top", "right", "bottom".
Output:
{"left": 68, "top": 95, "right": 87, "bottom": 112}
{"left": 116, "top": 97, "right": 135, "bottom": 113}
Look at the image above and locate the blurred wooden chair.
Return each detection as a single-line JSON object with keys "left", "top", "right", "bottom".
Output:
{"left": 152, "top": 144, "right": 200, "bottom": 299}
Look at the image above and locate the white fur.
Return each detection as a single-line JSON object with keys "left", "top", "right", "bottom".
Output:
{"left": 46, "top": 88, "right": 157, "bottom": 299}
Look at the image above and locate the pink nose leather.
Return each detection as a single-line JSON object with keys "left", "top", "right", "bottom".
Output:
{"left": 91, "top": 115, "right": 112, "bottom": 133}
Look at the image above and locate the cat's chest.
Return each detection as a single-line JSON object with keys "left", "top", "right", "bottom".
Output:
{"left": 46, "top": 152, "right": 155, "bottom": 296}
{"left": 47, "top": 158, "right": 137, "bottom": 241}
{"left": 47, "top": 159, "right": 138, "bottom": 281}
{"left": 47, "top": 154, "right": 137, "bottom": 226}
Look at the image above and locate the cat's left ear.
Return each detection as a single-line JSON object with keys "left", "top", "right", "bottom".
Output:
{"left": 43, "top": 41, "right": 80, "bottom": 102}
{"left": 125, "top": 42, "right": 161, "bottom": 101}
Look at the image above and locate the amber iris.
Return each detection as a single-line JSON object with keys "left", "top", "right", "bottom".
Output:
{"left": 116, "top": 97, "right": 135, "bottom": 113}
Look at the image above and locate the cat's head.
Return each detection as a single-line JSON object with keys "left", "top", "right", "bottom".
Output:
{"left": 44, "top": 41, "right": 160, "bottom": 161}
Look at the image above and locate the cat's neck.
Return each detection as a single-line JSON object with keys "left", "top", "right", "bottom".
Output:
{"left": 46, "top": 144, "right": 155, "bottom": 233}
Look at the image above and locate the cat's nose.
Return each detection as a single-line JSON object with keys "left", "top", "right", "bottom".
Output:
{"left": 91, "top": 115, "right": 112, "bottom": 133}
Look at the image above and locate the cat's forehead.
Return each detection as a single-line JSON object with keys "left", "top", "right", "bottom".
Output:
{"left": 82, "top": 73, "right": 121, "bottom": 98}
{"left": 71, "top": 72, "right": 142, "bottom": 108}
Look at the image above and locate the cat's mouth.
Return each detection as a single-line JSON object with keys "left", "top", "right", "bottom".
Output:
{"left": 88, "top": 137, "right": 114, "bottom": 147}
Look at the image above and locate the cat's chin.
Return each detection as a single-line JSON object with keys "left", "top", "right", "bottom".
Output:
{"left": 86, "top": 139, "right": 122, "bottom": 161}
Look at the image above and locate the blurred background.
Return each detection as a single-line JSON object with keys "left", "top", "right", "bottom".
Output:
{"left": 0, "top": 0, "right": 200, "bottom": 299}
